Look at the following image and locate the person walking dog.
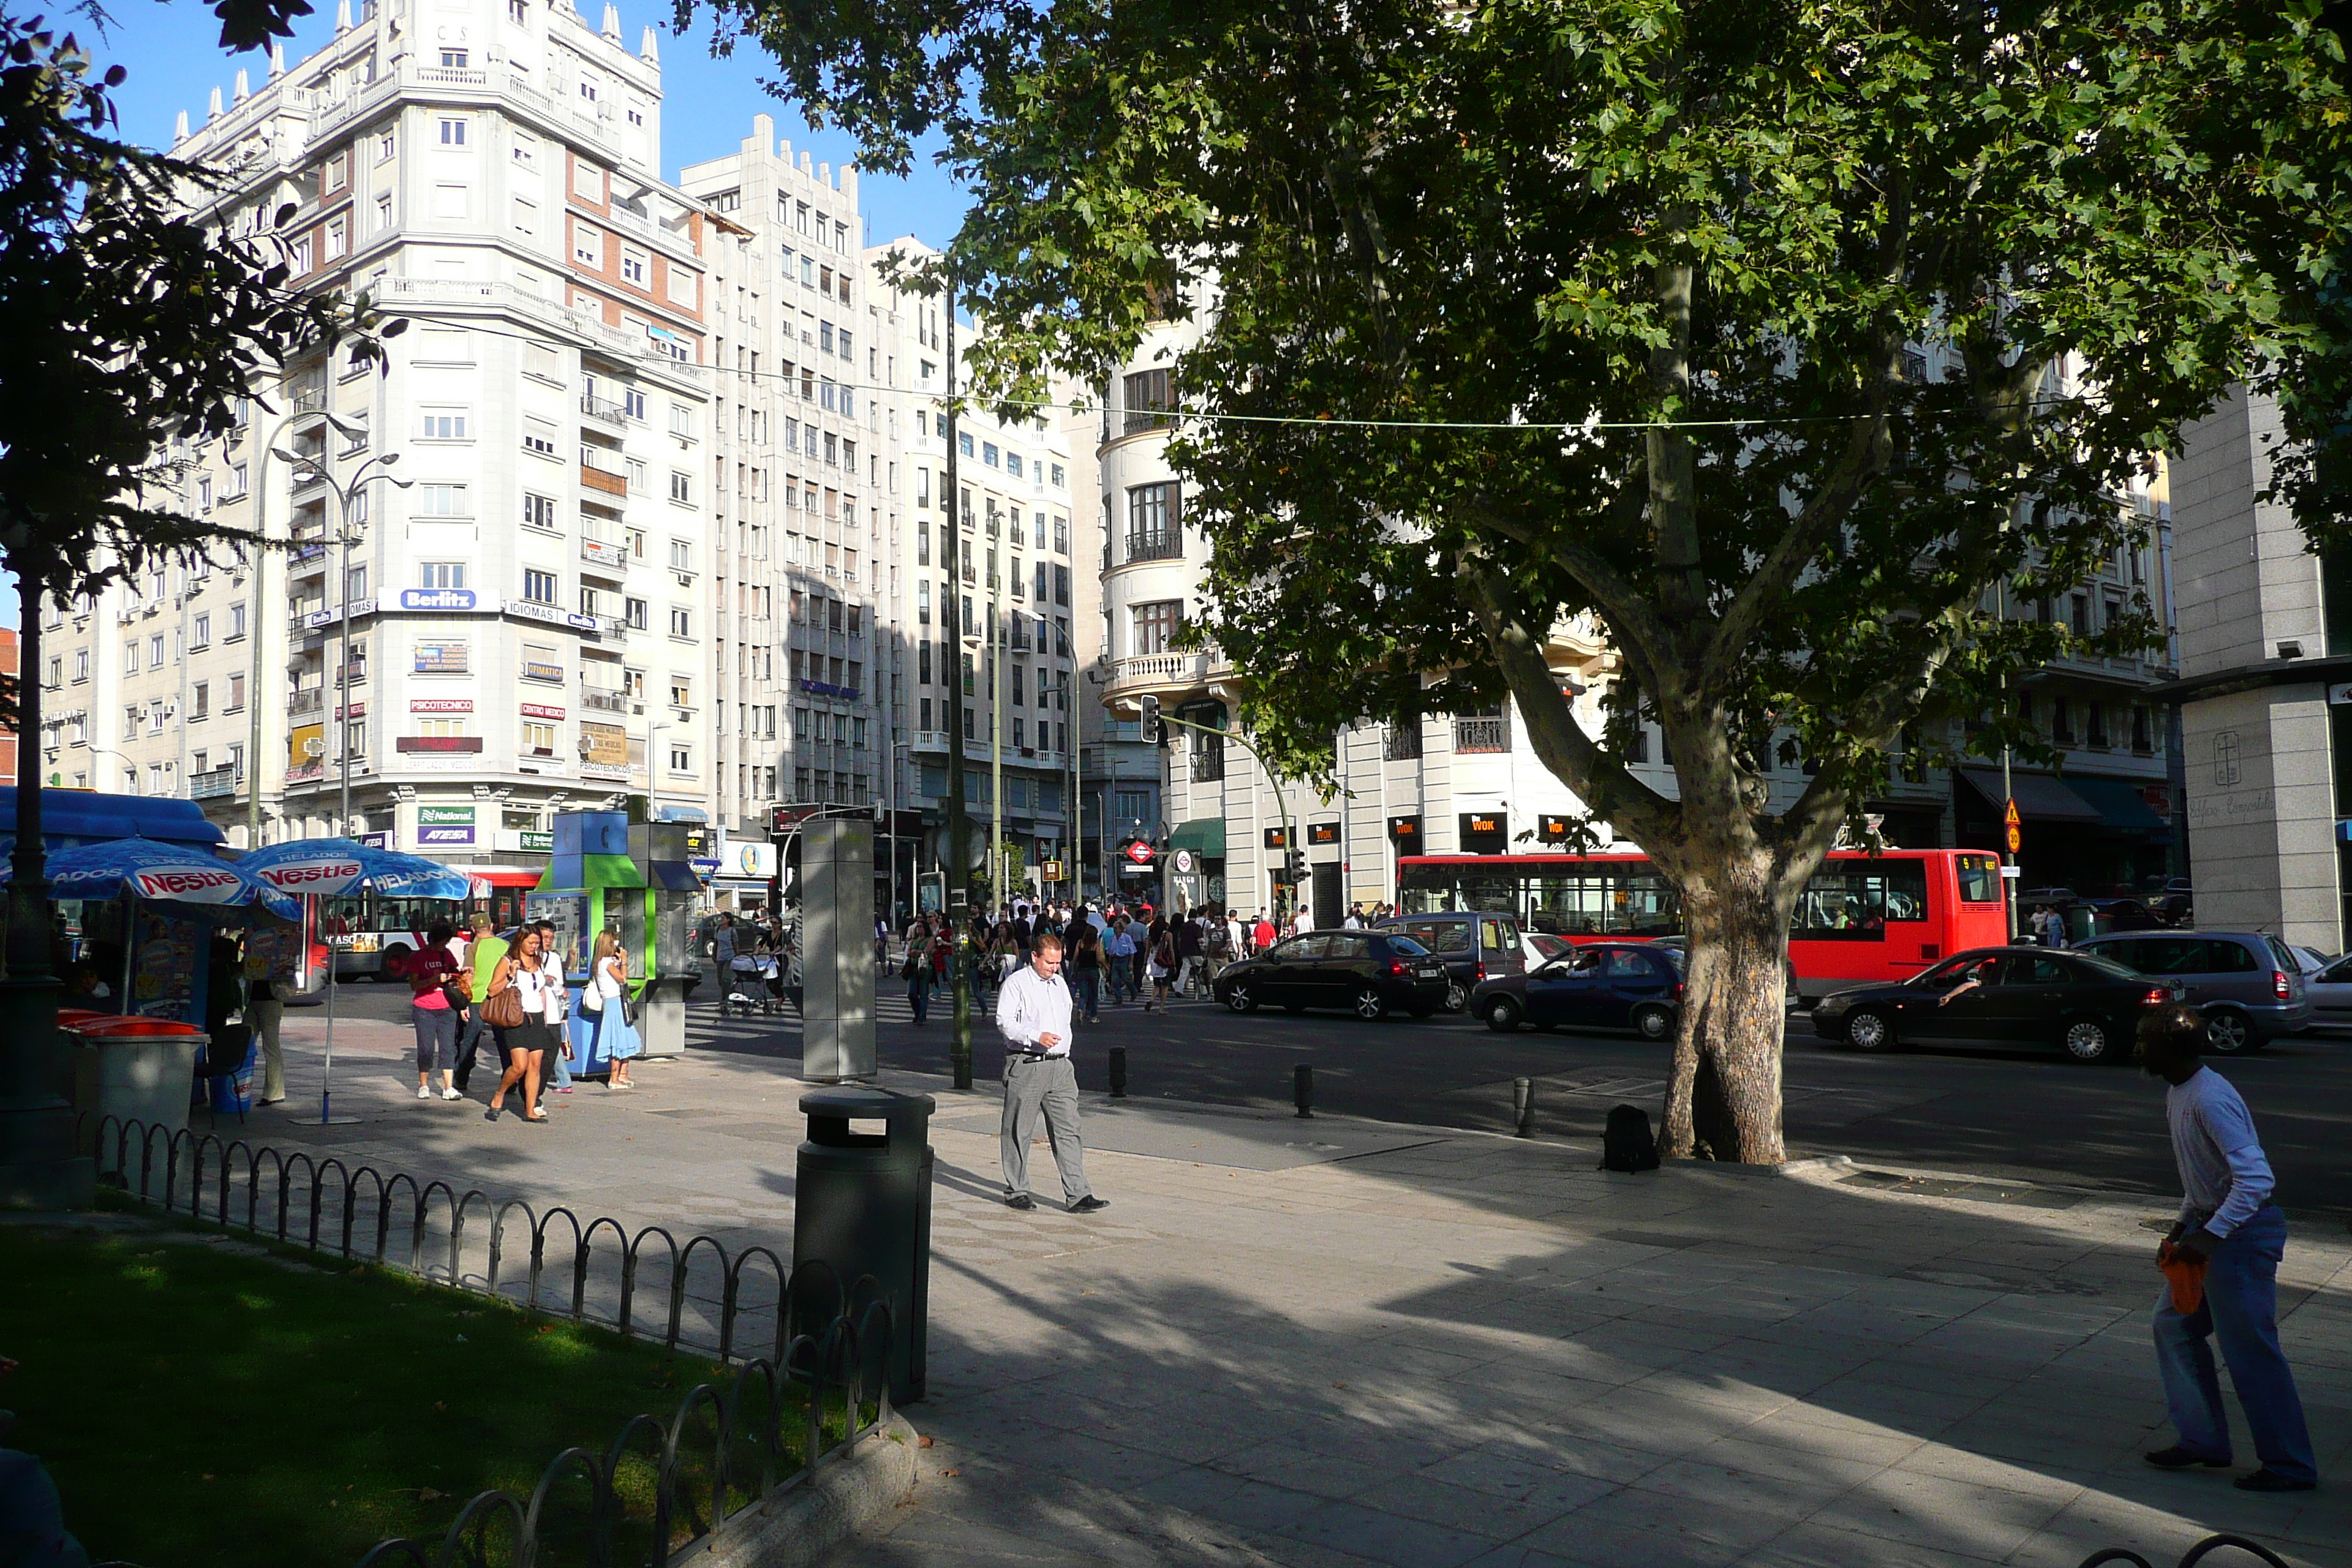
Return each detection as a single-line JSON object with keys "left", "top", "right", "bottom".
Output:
{"left": 2138, "top": 1003, "right": 2317, "bottom": 1491}
{"left": 993, "top": 932, "right": 1108, "bottom": 1215}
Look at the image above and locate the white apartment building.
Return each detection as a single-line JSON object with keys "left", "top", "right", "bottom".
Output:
{"left": 1096, "top": 322, "right": 2175, "bottom": 926}
{"left": 679, "top": 117, "right": 884, "bottom": 862}
{"left": 39, "top": 0, "right": 723, "bottom": 864}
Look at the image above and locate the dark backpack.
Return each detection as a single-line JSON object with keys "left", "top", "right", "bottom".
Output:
{"left": 1601, "top": 1104, "right": 1659, "bottom": 1173}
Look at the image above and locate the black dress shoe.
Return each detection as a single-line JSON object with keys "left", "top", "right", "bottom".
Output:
{"left": 2235, "top": 1469, "right": 2318, "bottom": 1492}
{"left": 1005, "top": 1194, "right": 1035, "bottom": 1210}
{"left": 2145, "top": 1447, "right": 2231, "bottom": 1470}
{"left": 1070, "top": 1195, "right": 1109, "bottom": 1214}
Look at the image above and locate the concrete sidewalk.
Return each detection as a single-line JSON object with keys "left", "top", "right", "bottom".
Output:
{"left": 208, "top": 1006, "right": 2352, "bottom": 1568}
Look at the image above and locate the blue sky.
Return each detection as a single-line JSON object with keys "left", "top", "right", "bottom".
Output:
{"left": 0, "top": 0, "right": 971, "bottom": 622}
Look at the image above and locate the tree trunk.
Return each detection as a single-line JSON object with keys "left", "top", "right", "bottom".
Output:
{"left": 1660, "top": 849, "right": 1789, "bottom": 1164}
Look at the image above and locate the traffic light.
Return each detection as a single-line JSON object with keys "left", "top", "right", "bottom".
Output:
{"left": 1139, "top": 694, "right": 1161, "bottom": 744}
{"left": 1283, "top": 849, "right": 1305, "bottom": 885}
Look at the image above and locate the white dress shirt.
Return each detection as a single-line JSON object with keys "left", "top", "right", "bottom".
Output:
{"left": 995, "top": 963, "right": 1075, "bottom": 1058}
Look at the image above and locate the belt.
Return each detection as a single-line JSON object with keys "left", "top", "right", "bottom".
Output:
{"left": 1009, "top": 1049, "right": 1069, "bottom": 1061}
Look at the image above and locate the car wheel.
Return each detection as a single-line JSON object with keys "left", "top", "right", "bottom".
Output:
{"left": 1485, "top": 995, "right": 1523, "bottom": 1032}
{"left": 2204, "top": 1009, "right": 2253, "bottom": 1055}
{"left": 1843, "top": 1009, "right": 1894, "bottom": 1051}
{"left": 2062, "top": 1017, "right": 2113, "bottom": 1063}
{"left": 1224, "top": 984, "right": 1256, "bottom": 1014}
{"left": 1354, "top": 987, "right": 1388, "bottom": 1021}
{"left": 1631, "top": 1003, "right": 1674, "bottom": 1043}
{"left": 1444, "top": 980, "right": 1469, "bottom": 1013}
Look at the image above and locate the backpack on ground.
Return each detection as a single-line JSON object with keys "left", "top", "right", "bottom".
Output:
{"left": 1600, "top": 1104, "right": 1659, "bottom": 1173}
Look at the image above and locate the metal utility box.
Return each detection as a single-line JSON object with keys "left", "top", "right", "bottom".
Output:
{"left": 800, "top": 818, "right": 875, "bottom": 1082}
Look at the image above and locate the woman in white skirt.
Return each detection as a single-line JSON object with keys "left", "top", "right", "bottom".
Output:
{"left": 583, "top": 930, "right": 643, "bottom": 1088}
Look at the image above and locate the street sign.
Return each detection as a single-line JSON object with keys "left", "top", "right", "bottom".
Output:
{"left": 2005, "top": 823, "right": 2021, "bottom": 854}
{"left": 1043, "top": 859, "right": 1063, "bottom": 881}
{"left": 2003, "top": 797, "right": 2021, "bottom": 855}
{"left": 1172, "top": 848, "right": 1196, "bottom": 875}
{"left": 1124, "top": 840, "right": 1156, "bottom": 867}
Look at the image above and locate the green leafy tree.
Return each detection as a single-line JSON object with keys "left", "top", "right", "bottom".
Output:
{"left": 705, "top": 0, "right": 2349, "bottom": 1159}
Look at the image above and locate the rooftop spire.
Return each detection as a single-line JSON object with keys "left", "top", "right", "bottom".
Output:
{"left": 638, "top": 23, "right": 657, "bottom": 61}
{"left": 600, "top": 3, "right": 619, "bottom": 39}
{"left": 334, "top": 0, "right": 351, "bottom": 29}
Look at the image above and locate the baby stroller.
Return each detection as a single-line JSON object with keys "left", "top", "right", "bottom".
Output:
{"left": 723, "top": 946, "right": 784, "bottom": 1017}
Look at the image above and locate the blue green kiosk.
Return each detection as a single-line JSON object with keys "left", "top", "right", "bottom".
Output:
{"left": 527, "top": 810, "right": 707, "bottom": 1074}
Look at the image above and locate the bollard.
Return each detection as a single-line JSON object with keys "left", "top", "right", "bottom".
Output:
{"left": 1109, "top": 1044, "right": 1128, "bottom": 1099}
{"left": 1512, "top": 1077, "right": 1535, "bottom": 1138}
{"left": 1294, "top": 1063, "right": 1313, "bottom": 1119}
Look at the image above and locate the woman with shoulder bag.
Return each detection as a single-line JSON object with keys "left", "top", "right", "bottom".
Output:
{"left": 485, "top": 927, "right": 557, "bottom": 1123}
{"left": 583, "top": 930, "right": 641, "bottom": 1089}
{"left": 902, "top": 918, "right": 934, "bottom": 1025}
{"left": 408, "top": 919, "right": 465, "bottom": 1103}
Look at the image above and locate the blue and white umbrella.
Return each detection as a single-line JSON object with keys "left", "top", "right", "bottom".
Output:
{"left": 238, "top": 837, "right": 472, "bottom": 900}
{"left": 3, "top": 837, "right": 301, "bottom": 922}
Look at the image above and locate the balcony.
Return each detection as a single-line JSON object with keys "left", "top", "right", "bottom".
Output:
{"left": 1190, "top": 747, "right": 1225, "bottom": 784}
{"left": 188, "top": 765, "right": 244, "bottom": 801}
{"left": 580, "top": 535, "right": 628, "bottom": 574}
{"left": 288, "top": 690, "right": 325, "bottom": 717}
{"left": 582, "top": 687, "right": 630, "bottom": 714}
{"left": 1124, "top": 532, "right": 1183, "bottom": 565}
{"left": 1454, "top": 715, "right": 1512, "bottom": 755}
{"left": 581, "top": 462, "right": 629, "bottom": 497}
{"left": 580, "top": 394, "right": 627, "bottom": 429}
{"left": 1104, "top": 650, "right": 1218, "bottom": 706}
{"left": 1384, "top": 723, "right": 1424, "bottom": 761}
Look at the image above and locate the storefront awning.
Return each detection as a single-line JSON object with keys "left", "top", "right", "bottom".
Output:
{"left": 1956, "top": 769, "right": 2102, "bottom": 824}
{"left": 0, "top": 787, "right": 226, "bottom": 853}
{"left": 2062, "top": 776, "right": 2169, "bottom": 832}
{"left": 1167, "top": 818, "right": 1226, "bottom": 857}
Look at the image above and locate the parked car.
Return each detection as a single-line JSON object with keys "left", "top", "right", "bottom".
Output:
{"left": 1376, "top": 911, "right": 1527, "bottom": 1011}
{"left": 1214, "top": 930, "right": 1450, "bottom": 1019}
{"left": 2070, "top": 931, "right": 2311, "bottom": 1052}
{"left": 1522, "top": 931, "right": 1574, "bottom": 968}
{"left": 1810, "top": 947, "right": 2180, "bottom": 1063}
{"left": 1474, "top": 943, "right": 1685, "bottom": 1039}
{"left": 2304, "top": 954, "right": 2352, "bottom": 1030}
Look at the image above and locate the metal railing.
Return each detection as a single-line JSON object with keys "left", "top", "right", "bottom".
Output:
{"left": 1124, "top": 532, "right": 1182, "bottom": 564}
{"left": 1454, "top": 715, "right": 1511, "bottom": 754}
{"left": 1384, "top": 723, "right": 1423, "bottom": 761}
{"left": 580, "top": 394, "right": 628, "bottom": 427}
{"left": 81, "top": 1114, "right": 897, "bottom": 1568}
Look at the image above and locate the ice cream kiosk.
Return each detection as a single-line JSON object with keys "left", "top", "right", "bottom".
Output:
{"left": 527, "top": 810, "right": 705, "bottom": 1064}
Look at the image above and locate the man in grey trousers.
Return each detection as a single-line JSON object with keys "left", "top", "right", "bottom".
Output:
{"left": 994, "top": 932, "right": 1109, "bottom": 1214}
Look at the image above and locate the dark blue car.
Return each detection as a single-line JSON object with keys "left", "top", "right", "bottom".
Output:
{"left": 1472, "top": 942, "right": 1684, "bottom": 1039}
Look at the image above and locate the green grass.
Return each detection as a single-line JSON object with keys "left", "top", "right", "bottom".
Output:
{"left": 0, "top": 1213, "right": 799, "bottom": 1568}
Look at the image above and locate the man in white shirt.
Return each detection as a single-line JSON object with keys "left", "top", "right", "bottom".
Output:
{"left": 2140, "top": 1003, "right": 2315, "bottom": 1490}
{"left": 994, "top": 933, "right": 1107, "bottom": 1214}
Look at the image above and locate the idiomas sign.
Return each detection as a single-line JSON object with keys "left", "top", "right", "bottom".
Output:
{"left": 416, "top": 804, "right": 476, "bottom": 847}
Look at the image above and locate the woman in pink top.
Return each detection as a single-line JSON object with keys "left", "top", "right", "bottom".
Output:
{"left": 408, "top": 919, "right": 463, "bottom": 1102}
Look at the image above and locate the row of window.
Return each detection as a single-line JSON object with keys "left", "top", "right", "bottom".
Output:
{"left": 910, "top": 704, "right": 1070, "bottom": 755}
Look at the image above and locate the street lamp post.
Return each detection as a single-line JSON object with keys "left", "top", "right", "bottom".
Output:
{"left": 271, "top": 443, "right": 407, "bottom": 1128}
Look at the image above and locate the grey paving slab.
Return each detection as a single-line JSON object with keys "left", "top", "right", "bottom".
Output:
{"left": 181, "top": 1006, "right": 2352, "bottom": 1568}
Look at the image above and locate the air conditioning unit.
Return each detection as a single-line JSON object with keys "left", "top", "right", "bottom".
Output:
{"left": 674, "top": 572, "right": 693, "bottom": 588}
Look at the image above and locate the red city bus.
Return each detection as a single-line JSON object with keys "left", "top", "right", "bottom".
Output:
{"left": 1397, "top": 849, "right": 2008, "bottom": 1000}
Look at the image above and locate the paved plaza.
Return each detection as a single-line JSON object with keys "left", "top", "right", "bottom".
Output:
{"left": 192, "top": 1000, "right": 2352, "bottom": 1568}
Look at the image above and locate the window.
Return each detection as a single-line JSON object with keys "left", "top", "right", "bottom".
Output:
{"left": 431, "top": 184, "right": 468, "bottom": 219}
{"left": 522, "top": 722, "right": 557, "bottom": 756}
{"left": 513, "top": 130, "right": 538, "bottom": 167}
{"left": 190, "top": 682, "right": 208, "bottom": 720}
{"left": 192, "top": 613, "right": 211, "bottom": 649}
{"left": 375, "top": 194, "right": 393, "bottom": 233}
{"left": 377, "top": 129, "right": 396, "bottom": 163}
{"left": 1790, "top": 861, "right": 1930, "bottom": 938}
{"left": 1126, "top": 483, "right": 1181, "bottom": 561}
{"left": 669, "top": 606, "right": 692, "bottom": 638}
{"left": 420, "top": 407, "right": 469, "bottom": 440}
{"left": 521, "top": 492, "right": 557, "bottom": 529}
{"left": 511, "top": 197, "right": 536, "bottom": 236}
{"left": 573, "top": 158, "right": 603, "bottom": 200}
{"left": 625, "top": 597, "right": 648, "bottom": 630}
{"left": 573, "top": 225, "right": 601, "bottom": 267}
{"left": 669, "top": 470, "right": 692, "bottom": 503}
{"left": 523, "top": 569, "right": 557, "bottom": 604}
{"left": 669, "top": 404, "right": 695, "bottom": 439}
{"left": 227, "top": 674, "right": 245, "bottom": 711}
{"left": 1123, "top": 369, "right": 1175, "bottom": 434}
{"left": 621, "top": 248, "right": 648, "bottom": 286}
{"left": 1051, "top": 464, "right": 1066, "bottom": 488}
{"left": 522, "top": 420, "right": 558, "bottom": 458}
{"left": 419, "top": 561, "right": 467, "bottom": 589}
{"left": 325, "top": 218, "right": 347, "bottom": 260}
{"left": 437, "top": 116, "right": 467, "bottom": 145}
{"left": 668, "top": 539, "right": 693, "bottom": 572}
{"left": 669, "top": 744, "right": 692, "bottom": 772}
{"left": 438, "top": 48, "right": 469, "bottom": 68}
{"left": 1133, "top": 600, "right": 1182, "bottom": 655}
{"left": 669, "top": 674, "right": 693, "bottom": 708}
{"left": 228, "top": 603, "right": 246, "bottom": 640}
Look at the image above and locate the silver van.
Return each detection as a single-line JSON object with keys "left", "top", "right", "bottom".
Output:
{"left": 2071, "top": 931, "right": 2312, "bottom": 1053}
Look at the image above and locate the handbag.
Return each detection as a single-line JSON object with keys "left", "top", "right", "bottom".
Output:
{"left": 482, "top": 982, "right": 528, "bottom": 1030}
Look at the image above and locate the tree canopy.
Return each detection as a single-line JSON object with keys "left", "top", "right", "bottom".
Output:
{"left": 703, "top": 0, "right": 2351, "bottom": 1157}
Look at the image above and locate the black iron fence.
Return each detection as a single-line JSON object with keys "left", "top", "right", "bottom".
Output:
{"left": 78, "top": 1113, "right": 899, "bottom": 1568}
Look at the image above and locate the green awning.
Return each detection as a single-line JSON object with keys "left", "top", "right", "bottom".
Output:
{"left": 1167, "top": 818, "right": 1226, "bottom": 857}
{"left": 538, "top": 853, "right": 647, "bottom": 892}
{"left": 2062, "top": 776, "right": 2169, "bottom": 833}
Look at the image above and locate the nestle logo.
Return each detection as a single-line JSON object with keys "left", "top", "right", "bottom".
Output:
{"left": 263, "top": 862, "right": 361, "bottom": 887}
{"left": 132, "top": 869, "right": 239, "bottom": 897}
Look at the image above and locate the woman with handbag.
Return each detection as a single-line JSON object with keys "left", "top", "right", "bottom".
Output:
{"left": 409, "top": 919, "right": 464, "bottom": 1102}
{"left": 583, "top": 930, "right": 642, "bottom": 1088}
{"left": 485, "top": 927, "right": 557, "bottom": 1124}
{"left": 902, "top": 918, "right": 934, "bottom": 1025}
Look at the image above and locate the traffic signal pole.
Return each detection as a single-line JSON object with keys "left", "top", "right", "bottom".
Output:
{"left": 1147, "top": 706, "right": 1300, "bottom": 917}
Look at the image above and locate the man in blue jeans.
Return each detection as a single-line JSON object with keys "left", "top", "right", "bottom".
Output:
{"left": 2138, "top": 1004, "right": 2317, "bottom": 1491}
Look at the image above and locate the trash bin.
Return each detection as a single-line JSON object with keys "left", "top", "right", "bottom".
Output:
{"left": 793, "top": 1086, "right": 935, "bottom": 1404}
{"left": 66, "top": 1017, "right": 208, "bottom": 1155}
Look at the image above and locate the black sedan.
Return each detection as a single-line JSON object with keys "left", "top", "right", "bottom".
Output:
{"left": 1810, "top": 946, "right": 2179, "bottom": 1064}
{"left": 1474, "top": 943, "right": 1685, "bottom": 1039}
{"left": 1215, "top": 931, "right": 1449, "bottom": 1019}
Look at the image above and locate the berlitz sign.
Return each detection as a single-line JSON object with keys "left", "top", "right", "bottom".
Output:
{"left": 398, "top": 587, "right": 485, "bottom": 612}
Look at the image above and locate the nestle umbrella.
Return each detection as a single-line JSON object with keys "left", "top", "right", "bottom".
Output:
{"left": 238, "top": 838, "right": 472, "bottom": 900}
{"left": 236, "top": 838, "right": 472, "bottom": 1126}
{"left": 2, "top": 837, "right": 301, "bottom": 922}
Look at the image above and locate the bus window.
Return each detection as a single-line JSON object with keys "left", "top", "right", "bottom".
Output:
{"left": 1613, "top": 867, "right": 1679, "bottom": 935}
{"left": 1954, "top": 853, "right": 2002, "bottom": 905}
{"left": 1792, "top": 862, "right": 1929, "bottom": 940}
